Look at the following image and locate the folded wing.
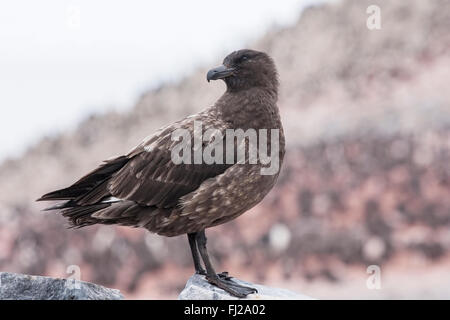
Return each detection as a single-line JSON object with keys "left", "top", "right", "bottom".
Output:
{"left": 37, "top": 110, "right": 231, "bottom": 229}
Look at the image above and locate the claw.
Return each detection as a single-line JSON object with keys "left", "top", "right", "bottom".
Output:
{"left": 206, "top": 274, "right": 258, "bottom": 298}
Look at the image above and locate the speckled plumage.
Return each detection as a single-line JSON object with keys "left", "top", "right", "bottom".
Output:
{"left": 38, "top": 49, "right": 285, "bottom": 237}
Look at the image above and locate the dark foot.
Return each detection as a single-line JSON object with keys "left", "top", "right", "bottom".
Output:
{"left": 206, "top": 274, "right": 258, "bottom": 298}
{"left": 196, "top": 269, "right": 207, "bottom": 276}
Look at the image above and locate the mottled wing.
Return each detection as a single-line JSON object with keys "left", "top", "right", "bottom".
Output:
{"left": 108, "top": 109, "right": 230, "bottom": 208}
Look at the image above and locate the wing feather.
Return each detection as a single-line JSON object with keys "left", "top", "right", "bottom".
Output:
{"left": 108, "top": 110, "right": 231, "bottom": 208}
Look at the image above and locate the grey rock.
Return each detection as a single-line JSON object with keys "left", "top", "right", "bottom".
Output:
{"left": 178, "top": 274, "right": 314, "bottom": 300}
{"left": 0, "top": 272, "right": 123, "bottom": 300}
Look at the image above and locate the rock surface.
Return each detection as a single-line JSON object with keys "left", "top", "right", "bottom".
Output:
{"left": 0, "top": 272, "right": 123, "bottom": 300}
{"left": 178, "top": 274, "right": 313, "bottom": 300}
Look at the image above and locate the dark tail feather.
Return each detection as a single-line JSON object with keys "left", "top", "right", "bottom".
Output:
{"left": 37, "top": 155, "right": 129, "bottom": 202}
{"left": 37, "top": 186, "right": 91, "bottom": 202}
{"left": 61, "top": 203, "right": 111, "bottom": 228}
{"left": 61, "top": 201, "right": 150, "bottom": 229}
{"left": 74, "top": 180, "right": 110, "bottom": 205}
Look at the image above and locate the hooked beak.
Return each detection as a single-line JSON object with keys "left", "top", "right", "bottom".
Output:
{"left": 206, "top": 65, "right": 235, "bottom": 82}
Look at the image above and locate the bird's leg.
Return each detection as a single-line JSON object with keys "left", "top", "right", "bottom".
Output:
{"left": 188, "top": 232, "right": 206, "bottom": 275}
{"left": 195, "top": 230, "right": 257, "bottom": 298}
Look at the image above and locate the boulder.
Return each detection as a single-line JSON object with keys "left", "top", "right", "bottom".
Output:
{"left": 0, "top": 272, "right": 123, "bottom": 300}
{"left": 179, "top": 273, "right": 313, "bottom": 300}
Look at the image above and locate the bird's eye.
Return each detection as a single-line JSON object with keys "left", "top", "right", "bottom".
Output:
{"left": 240, "top": 55, "right": 249, "bottom": 62}
{"left": 235, "top": 55, "right": 249, "bottom": 64}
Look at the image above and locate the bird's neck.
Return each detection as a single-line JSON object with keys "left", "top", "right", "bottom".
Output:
{"left": 216, "top": 88, "right": 280, "bottom": 130}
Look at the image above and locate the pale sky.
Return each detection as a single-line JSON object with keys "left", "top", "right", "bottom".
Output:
{"left": 0, "top": 0, "right": 317, "bottom": 161}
